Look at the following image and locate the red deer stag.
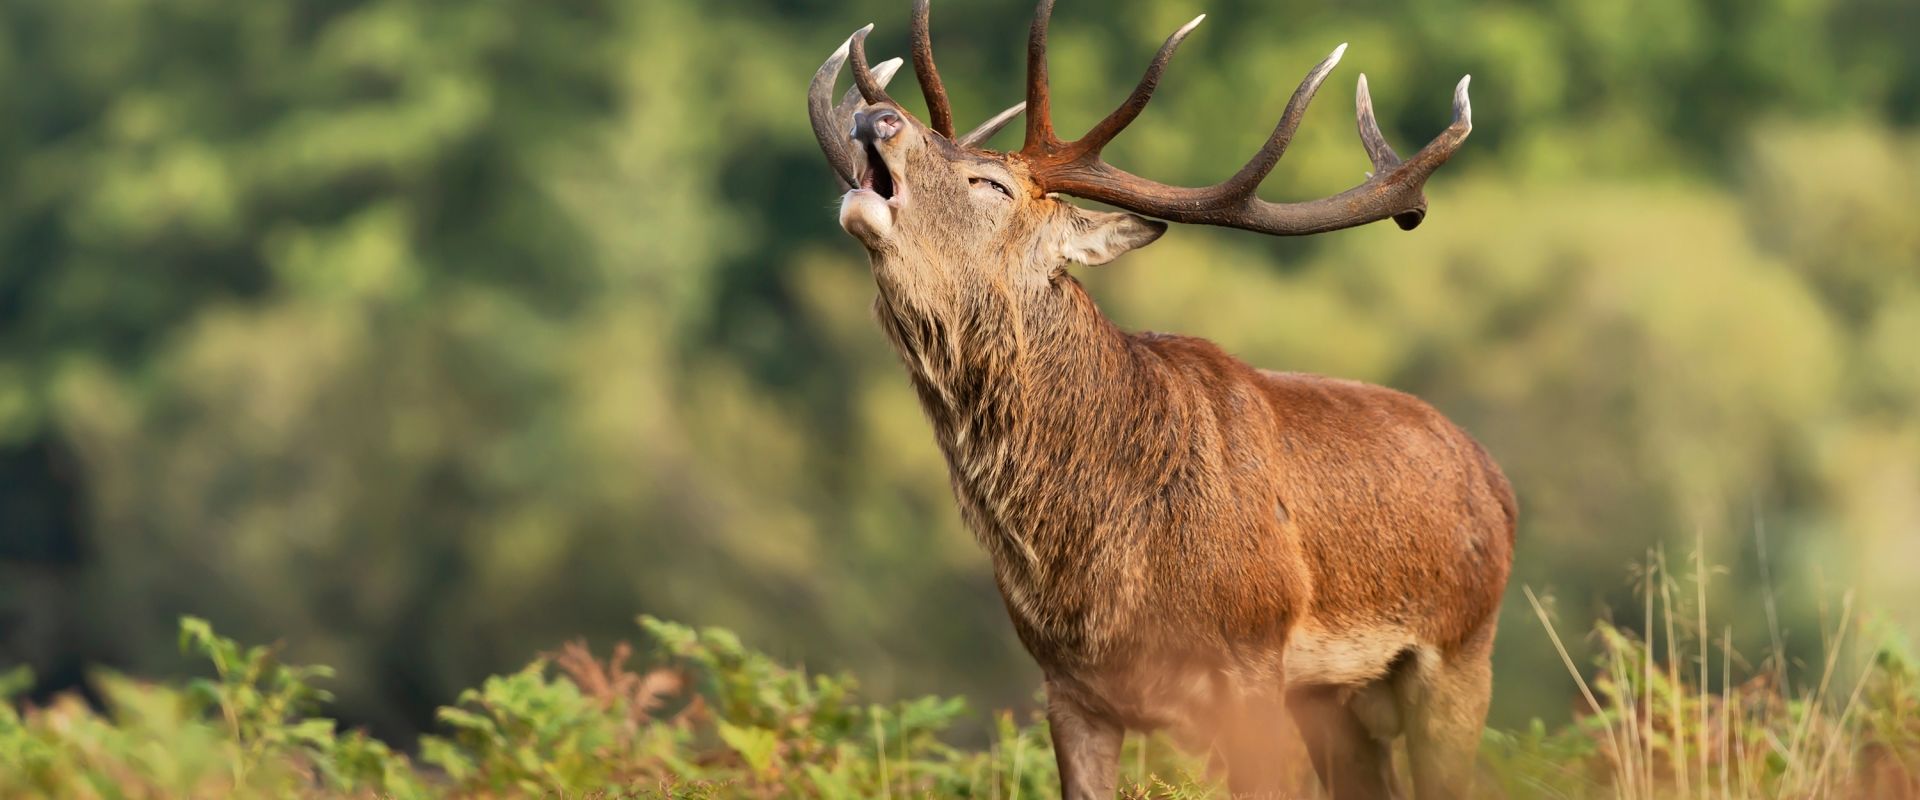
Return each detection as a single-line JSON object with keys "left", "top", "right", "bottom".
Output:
{"left": 807, "top": 2, "right": 1514, "bottom": 798}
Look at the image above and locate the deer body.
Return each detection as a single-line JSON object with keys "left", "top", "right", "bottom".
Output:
{"left": 879, "top": 256, "right": 1514, "bottom": 767}
{"left": 811, "top": 3, "right": 1513, "bottom": 797}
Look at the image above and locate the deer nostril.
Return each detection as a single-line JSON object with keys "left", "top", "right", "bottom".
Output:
{"left": 872, "top": 110, "right": 903, "bottom": 140}
{"left": 854, "top": 108, "right": 905, "bottom": 143}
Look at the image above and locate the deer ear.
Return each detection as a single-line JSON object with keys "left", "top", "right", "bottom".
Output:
{"left": 1052, "top": 206, "right": 1167, "bottom": 266}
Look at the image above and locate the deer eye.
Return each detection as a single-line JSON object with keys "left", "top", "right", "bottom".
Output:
{"left": 969, "top": 176, "right": 1012, "bottom": 198}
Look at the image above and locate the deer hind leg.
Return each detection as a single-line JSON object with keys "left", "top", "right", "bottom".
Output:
{"left": 1286, "top": 685, "right": 1399, "bottom": 800}
{"left": 1399, "top": 626, "right": 1496, "bottom": 800}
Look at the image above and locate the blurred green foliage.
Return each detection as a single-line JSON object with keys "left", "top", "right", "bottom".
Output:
{"left": 1, "top": 0, "right": 1918, "bottom": 746}
{"left": 0, "top": 616, "right": 1173, "bottom": 799}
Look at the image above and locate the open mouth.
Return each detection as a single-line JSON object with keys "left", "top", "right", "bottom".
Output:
{"left": 857, "top": 139, "right": 898, "bottom": 201}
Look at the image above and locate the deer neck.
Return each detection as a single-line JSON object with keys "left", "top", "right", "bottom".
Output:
{"left": 875, "top": 273, "right": 1179, "bottom": 624}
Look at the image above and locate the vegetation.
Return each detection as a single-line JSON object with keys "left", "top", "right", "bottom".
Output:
{"left": 5, "top": 554, "right": 1919, "bottom": 799}
{"left": 0, "top": 616, "right": 1118, "bottom": 799}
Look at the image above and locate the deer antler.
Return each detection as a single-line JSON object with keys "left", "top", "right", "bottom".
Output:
{"left": 910, "top": 0, "right": 956, "bottom": 138}
{"left": 1015, "top": 0, "right": 1471, "bottom": 234}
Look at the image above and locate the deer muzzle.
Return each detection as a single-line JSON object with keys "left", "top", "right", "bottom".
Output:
{"left": 840, "top": 107, "right": 909, "bottom": 242}
{"left": 846, "top": 106, "right": 907, "bottom": 208}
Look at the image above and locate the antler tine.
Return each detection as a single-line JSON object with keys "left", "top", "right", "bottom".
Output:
{"left": 808, "top": 29, "right": 866, "bottom": 187}
{"left": 1411, "top": 74, "right": 1474, "bottom": 163}
{"left": 1069, "top": 14, "right": 1205, "bottom": 159}
{"left": 958, "top": 101, "right": 1028, "bottom": 149}
{"left": 849, "top": 27, "right": 899, "bottom": 107}
{"left": 1354, "top": 73, "right": 1401, "bottom": 175}
{"left": 1215, "top": 42, "right": 1346, "bottom": 199}
{"left": 1023, "top": 0, "right": 1060, "bottom": 153}
{"left": 838, "top": 58, "right": 904, "bottom": 121}
{"left": 910, "top": 0, "right": 956, "bottom": 138}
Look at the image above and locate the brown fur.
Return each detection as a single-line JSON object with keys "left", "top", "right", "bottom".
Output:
{"left": 838, "top": 105, "right": 1514, "bottom": 800}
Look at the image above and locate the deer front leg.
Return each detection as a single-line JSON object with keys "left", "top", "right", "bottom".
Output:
{"left": 1045, "top": 683, "right": 1123, "bottom": 800}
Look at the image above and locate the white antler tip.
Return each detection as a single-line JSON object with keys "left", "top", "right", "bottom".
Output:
{"left": 1330, "top": 42, "right": 1349, "bottom": 62}
{"left": 1171, "top": 14, "right": 1205, "bottom": 40}
{"left": 1455, "top": 74, "right": 1472, "bottom": 126}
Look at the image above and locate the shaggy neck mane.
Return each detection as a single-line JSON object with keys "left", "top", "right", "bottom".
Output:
{"left": 873, "top": 272, "right": 1195, "bottom": 636}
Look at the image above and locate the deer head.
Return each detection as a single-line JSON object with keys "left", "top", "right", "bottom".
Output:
{"left": 808, "top": 0, "right": 1473, "bottom": 309}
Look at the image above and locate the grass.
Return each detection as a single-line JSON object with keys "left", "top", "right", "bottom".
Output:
{"left": 1494, "top": 551, "right": 1920, "bottom": 800}
{"left": 3, "top": 556, "right": 1918, "bottom": 798}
